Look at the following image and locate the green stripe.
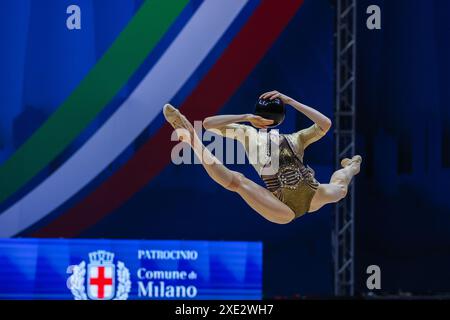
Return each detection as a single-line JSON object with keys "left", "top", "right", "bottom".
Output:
{"left": 0, "top": 0, "right": 189, "bottom": 204}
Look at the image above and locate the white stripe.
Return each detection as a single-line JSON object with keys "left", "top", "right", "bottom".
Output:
{"left": 0, "top": 0, "right": 249, "bottom": 237}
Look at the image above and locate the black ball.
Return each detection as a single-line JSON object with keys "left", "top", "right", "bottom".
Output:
{"left": 254, "top": 98, "right": 286, "bottom": 127}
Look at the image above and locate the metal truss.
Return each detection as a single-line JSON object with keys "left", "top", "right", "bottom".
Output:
{"left": 333, "top": 0, "right": 357, "bottom": 296}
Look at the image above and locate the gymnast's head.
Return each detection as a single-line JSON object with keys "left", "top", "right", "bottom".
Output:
{"left": 254, "top": 97, "right": 286, "bottom": 128}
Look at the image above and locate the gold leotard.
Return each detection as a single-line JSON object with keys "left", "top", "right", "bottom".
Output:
{"left": 214, "top": 122, "right": 326, "bottom": 218}
{"left": 260, "top": 134, "right": 319, "bottom": 218}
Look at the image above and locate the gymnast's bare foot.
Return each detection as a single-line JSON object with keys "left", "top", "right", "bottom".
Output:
{"left": 163, "top": 104, "right": 195, "bottom": 145}
{"left": 341, "top": 155, "right": 362, "bottom": 175}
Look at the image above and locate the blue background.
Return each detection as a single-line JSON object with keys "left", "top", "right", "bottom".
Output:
{"left": 2, "top": 0, "right": 449, "bottom": 298}
{"left": 356, "top": 0, "right": 450, "bottom": 295}
{"left": 0, "top": 0, "right": 335, "bottom": 298}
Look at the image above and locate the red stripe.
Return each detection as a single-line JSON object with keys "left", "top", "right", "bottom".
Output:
{"left": 34, "top": 0, "right": 304, "bottom": 237}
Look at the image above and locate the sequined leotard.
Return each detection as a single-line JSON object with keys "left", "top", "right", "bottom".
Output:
{"left": 260, "top": 134, "right": 319, "bottom": 218}
{"left": 214, "top": 122, "right": 326, "bottom": 219}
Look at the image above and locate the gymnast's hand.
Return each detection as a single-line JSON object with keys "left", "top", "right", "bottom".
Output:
{"left": 246, "top": 114, "right": 274, "bottom": 129}
{"left": 259, "top": 90, "right": 292, "bottom": 104}
{"left": 261, "top": 90, "right": 332, "bottom": 133}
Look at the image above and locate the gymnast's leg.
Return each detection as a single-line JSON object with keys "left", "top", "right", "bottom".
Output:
{"left": 308, "top": 155, "right": 362, "bottom": 212}
{"left": 163, "top": 104, "right": 295, "bottom": 224}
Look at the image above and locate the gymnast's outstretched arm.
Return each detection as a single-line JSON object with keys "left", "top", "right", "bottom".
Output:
{"left": 203, "top": 114, "right": 274, "bottom": 130}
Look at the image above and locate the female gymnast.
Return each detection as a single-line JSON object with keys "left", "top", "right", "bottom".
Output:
{"left": 163, "top": 90, "right": 361, "bottom": 224}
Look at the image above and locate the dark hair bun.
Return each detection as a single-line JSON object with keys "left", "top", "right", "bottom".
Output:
{"left": 254, "top": 98, "right": 286, "bottom": 127}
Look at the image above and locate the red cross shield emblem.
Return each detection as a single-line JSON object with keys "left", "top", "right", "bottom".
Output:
{"left": 87, "top": 252, "right": 116, "bottom": 300}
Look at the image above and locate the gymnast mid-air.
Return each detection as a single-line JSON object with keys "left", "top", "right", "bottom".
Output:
{"left": 163, "top": 90, "right": 361, "bottom": 224}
